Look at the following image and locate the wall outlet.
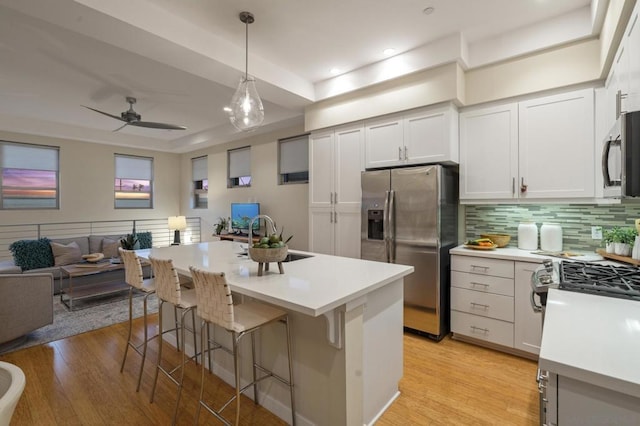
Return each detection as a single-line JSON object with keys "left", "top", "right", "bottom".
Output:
{"left": 591, "top": 226, "right": 603, "bottom": 240}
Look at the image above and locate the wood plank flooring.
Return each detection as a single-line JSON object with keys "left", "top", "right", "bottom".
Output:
{"left": 0, "top": 315, "right": 538, "bottom": 425}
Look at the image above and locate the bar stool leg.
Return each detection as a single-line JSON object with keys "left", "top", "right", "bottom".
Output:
{"left": 150, "top": 300, "right": 165, "bottom": 403}
{"left": 120, "top": 287, "right": 134, "bottom": 373}
{"left": 172, "top": 307, "right": 192, "bottom": 425}
{"left": 135, "top": 292, "right": 151, "bottom": 392}
{"left": 191, "top": 308, "right": 199, "bottom": 365}
{"left": 173, "top": 305, "right": 180, "bottom": 352}
{"left": 233, "top": 332, "right": 242, "bottom": 426}
{"left": 285, "top": 316, "right": 296, "bottom": 426}
{"left": 251, "top": 332, "right": 258, "bottom": 405}
{"left": 195, "top": 320, "right": 207, "bottom": 425}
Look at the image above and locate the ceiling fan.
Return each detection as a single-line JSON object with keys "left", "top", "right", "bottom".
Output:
{"left": 82, "top": 96, "right": 187, "bottom": 131}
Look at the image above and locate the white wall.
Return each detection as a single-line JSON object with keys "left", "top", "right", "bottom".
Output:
{"left": 0, "top": 130, "right": 181, "bottom": 225}
{"left": 180, "top": 124, "right": 309, "bottom": 251}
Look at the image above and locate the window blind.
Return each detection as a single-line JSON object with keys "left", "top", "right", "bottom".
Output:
{"left": 192, "top": 156, "right": 208, "bottom": 181}
{"left": 115, "top": 154, "right": 152, "bottom": 180}
{"left": 228, "top": 147, "right": 251, "bottom": 178}
{"left": 1, "top": 142, "right": 58, "bottom": 171}
{"left": 279, "top": 136, "right": 308, "bottom": 174}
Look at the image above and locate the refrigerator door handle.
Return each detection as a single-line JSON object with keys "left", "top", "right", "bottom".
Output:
{"left": 389, "top": 189, "right": 396, "bottom": 263}
{"left": 383, "top": 190, "right": 390, "bottom": 262}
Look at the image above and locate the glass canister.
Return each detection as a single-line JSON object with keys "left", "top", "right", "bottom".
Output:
{"left": 540, "top": 223, "right": 563, "bottom": 252}
{"left": 518, "top": 222, "right": 538, "bottom": 250}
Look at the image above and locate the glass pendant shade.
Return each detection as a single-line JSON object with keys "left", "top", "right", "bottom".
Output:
{"left": 228, "top": 76, "right": 264, "bottom": 131}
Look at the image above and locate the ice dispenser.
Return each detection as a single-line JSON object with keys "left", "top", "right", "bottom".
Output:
{"left": 367, "top": 209, "right": 384, "bottom": 240}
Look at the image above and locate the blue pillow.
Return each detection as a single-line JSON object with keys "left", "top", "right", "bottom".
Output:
{"left": 9, "top": 238, "right": 54, "bottom": 271}
{"left": 137, "top": 232, "right": 152, "bottom": 249}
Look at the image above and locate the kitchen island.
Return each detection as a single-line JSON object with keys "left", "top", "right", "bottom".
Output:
{"left": 137, "top": 241, "right": 413, "bottom": 426}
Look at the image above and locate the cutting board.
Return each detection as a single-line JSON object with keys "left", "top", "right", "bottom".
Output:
{"left": 595, "top": 249, "right": 640, "bottom": 266}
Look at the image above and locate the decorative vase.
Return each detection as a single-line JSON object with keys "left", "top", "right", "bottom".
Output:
{"left": 606, "top": 242, "right": 615, "bottom": 254}
{"left": 633, "top": 236, "right": 640, "bottom": 260}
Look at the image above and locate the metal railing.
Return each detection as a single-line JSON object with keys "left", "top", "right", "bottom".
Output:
{"left": 0, "top": 217, "right": 201, "bottom": 262}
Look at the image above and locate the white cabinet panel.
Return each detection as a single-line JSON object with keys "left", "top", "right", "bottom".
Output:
{"left": 514, "top": 261, "right": 542, "bottom": 355}
{"left": 627, "top": 7, "right": 640, "bottom": 112}
{"left": 518, "top": 88, "right": 595, "bottom": 199}
{"left": 451, "top": 287, "right": 514, "bottom": 322}
{"left": 451, "top": 256, "right": 514, "bottom": 279}
{"left": 460, "top": 104, "right": 518, "bottom": 200}
{"left": 365, "top": 104, "right": 458, "bottom": 169}
{"left": 451, "top": 311, "right": 514, "bottom": 347}
{"left": 451, "top": 271, "right": 514, "bottom": 296}
{"left": 309, "top": 123, "right": 363, "bottom": 258}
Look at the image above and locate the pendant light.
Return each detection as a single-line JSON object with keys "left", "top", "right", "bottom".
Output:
{"left": 228, "top": 11, "right": 264, "bottom": 132}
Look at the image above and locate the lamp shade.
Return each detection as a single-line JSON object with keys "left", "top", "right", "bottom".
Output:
{"left": 168, "top": 216, "right": 187, "bottom": 231}
{"left": 228, "top": 76, "right": 264, "bottom": 131}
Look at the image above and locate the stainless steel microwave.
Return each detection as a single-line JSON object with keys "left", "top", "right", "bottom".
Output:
{"left": 602, "top": 111, "right": 640, "bottom": 198}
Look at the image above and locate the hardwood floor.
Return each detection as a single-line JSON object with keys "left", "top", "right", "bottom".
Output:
{"left": 0, "top": 316, "right": 539, "bottom": 425}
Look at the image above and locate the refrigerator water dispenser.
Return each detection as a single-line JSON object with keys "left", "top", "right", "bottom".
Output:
{"left": 367, "top": 210, "right": 384, "bottom": 240}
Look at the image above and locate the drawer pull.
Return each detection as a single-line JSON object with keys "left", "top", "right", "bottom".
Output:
{"left": 470, "top": 325, "right": 489, "bottom": 334}
{"left": 470, "top": 302, "right": 490, "bottom": 310}
{"left": 470, "top": 281, "right": 489, "bottom": 288}
{"left": 470, "top": 265, "right": 489, "bottom": 271}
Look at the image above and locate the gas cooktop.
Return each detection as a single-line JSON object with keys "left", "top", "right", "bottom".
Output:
{"left": 558, "top": 261, "right": 640, "bottom": 301}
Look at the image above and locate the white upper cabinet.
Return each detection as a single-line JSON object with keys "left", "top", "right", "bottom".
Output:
{"left": 365, "top": 104, "right": 458, "bottom": 169}
{"left": 518, "top": 88, "right": 595, "bottom": 199}
{"left": 460, "top": 88, "right": 595, "bottom": 202}
{"left": 309, "top": 123, "right": 363, "bottom": 258}
{"left": 460, "top": 104, "right": 518, "bottom": 200}
{"left": 626, "top": 5, "right": 640, "bottom": 113}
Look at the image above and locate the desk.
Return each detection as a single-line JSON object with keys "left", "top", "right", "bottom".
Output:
{"left": 137, "top": 242, "right": 413, "bottom": 426}
{"left": 217, "top": 233, "right": 260, "bottom": 244}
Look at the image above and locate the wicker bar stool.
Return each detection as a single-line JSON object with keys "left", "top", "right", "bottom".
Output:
{"left": 148, "top": 256, "right": 199, "bottom": 425}
{"left": 189, "top": 266, "right": 296, "bottom": 426}
{"left": 118, "top": 248, "right": 159, "bottom": 392}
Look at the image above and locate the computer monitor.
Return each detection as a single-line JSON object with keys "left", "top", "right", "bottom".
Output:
{"left": 230, "top": 203, "right": 260, "bottom": 232}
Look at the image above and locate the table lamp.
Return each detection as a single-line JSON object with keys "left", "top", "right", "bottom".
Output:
{"left": 168, "top": 216, "right": 187, "bottom": 245}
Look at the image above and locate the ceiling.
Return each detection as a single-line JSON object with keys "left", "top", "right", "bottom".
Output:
{"left": 0, "top": 0, "right": 604, "bottom": 153}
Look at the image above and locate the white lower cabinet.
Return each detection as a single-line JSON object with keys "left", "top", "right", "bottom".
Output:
{"left": 451, "top": 255, "right": 542, "bottom": 357}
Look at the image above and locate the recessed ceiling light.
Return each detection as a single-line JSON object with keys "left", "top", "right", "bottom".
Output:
{"left": 383, "top": 48, "right": 396, "bottom": 56}
{"left": 423, "top": 6, "right": 435, "bottom": 15}
{"left": 330, "top": 68, "right": 341, "bottom": 75}
{"left": 223, "top": 106, "right": 232, "bottom": 112}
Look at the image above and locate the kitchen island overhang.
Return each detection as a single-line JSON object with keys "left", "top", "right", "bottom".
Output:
{"left": 137, "top": 241, "right": 414, "bottom": 426}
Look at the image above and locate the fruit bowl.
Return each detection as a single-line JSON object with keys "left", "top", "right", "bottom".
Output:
{"left": 249, "top": 245, "right": 288, "bottom": 263}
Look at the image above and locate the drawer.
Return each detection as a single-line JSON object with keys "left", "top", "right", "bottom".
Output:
{"left": 451, "top": 271, "right": 514, "bottom": 296}
{"left": 451, "top": 311, "right": 514, "bottom": 348}
{"left": 451, "top": 287, "right": 514, "bottom": 322}
{"left": 451, "top": 255, "right": 514, "bottom": 278}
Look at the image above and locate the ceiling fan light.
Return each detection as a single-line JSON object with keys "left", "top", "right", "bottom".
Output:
{"left": 228, "top": 76, "right": 264, "bottom": 131}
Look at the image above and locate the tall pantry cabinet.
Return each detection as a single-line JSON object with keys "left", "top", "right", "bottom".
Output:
{"left": 309, "top": 123, "right": 364, "bottom": 258}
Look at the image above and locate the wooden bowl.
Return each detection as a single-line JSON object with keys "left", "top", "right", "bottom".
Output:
{"left": 480, "top": 234, "right": 511, "bottom": 248}
{"left": 248, "top": 245, "right": 288, "bottom": 263}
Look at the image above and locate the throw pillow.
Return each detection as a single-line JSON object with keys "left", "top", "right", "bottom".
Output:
{"left": 50, "top": 241, "right": 82, "bottom": 266}
{"left": 102, "top": 238, "right": 120, "bottom": 258}
{"left": 9, "top": 238, "right": 54, "bottom": 271}
{"left": 137, "top": 232, "right": 152, "bottom": 249}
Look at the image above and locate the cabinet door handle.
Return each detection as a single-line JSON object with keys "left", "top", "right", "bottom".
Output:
{"left": 404, "top": 146, "right": 408, "bottom": 160}
{"left": 334, "top": 211, "right": 337, "bottom": 223}
{"left": 470, "top": 302, "right": 490, "bottom": 310}
{"left": 520, "top": 177, "right": 528, "bottom": 193}
{"left": 398, "top": 146, "right": 402, "bottom": 161}
{"left": 512, "top": 177, "right": 516, "bottom": 195}
{"left": 470, "top": 325, "right": 489, "bottom": 334}
{"left": 470, "top": 281, "right": 489, "bottom": 289}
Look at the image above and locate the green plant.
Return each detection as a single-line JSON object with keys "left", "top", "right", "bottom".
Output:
{"left": 623, "top": 227, "right": 638, "bottom": 245}
{"left": 214, "top": 217, "right": 229, "bottom": 235}
{"left": 604, "top": 226, "right": 637, "bottom": 245}
{"left": 120, "top": 233, "right": 138, "bottom": 250}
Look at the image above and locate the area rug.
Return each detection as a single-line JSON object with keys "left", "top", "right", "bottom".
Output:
{"left": 0, "top": 291, "right": 158, "bottom": 355}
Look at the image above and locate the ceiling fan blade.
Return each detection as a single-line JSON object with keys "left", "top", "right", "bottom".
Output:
{"left": 112, "top": 122, "right": 129, "bottom": 132}
{"left": 82, "top": 105, "right": 126, "bottom": 122}
{"left": 130, "top": 120, "right": 187, "bottom": 130}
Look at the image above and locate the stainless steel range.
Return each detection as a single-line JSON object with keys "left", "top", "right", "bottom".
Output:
{"left": 531, "top": 259, "right": 640, "bottom": 426}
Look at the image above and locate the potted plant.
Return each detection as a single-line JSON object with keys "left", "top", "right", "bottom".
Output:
{"left": 120, "top": 233, "right": 139, "bottom": 250}
{"left": 606, "top": 226, "right": 636, "bottom": 256}
{"left": 603, "top": 227, "right": 616, "bottom": 253}
{"left": 214, "top": 217, "right": 230, "bottom": 235}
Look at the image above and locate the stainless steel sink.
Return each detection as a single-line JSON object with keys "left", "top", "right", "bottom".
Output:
{"left": 282, "top": 253, "right": 313, "bottom": 262}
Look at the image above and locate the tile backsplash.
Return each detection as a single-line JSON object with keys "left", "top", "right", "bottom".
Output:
{"left": 465, "top": 204, "right": 640, "bottom": 252}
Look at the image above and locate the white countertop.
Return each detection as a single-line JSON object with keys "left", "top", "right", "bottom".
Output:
{"left": 539, "top": 288, "right": 640, "bottom": 398}
{"left": 450, "top": 245, "right": 604, "bottom": 263}
{"left": 137, "top": 241, "right": 414, "bottom": 317}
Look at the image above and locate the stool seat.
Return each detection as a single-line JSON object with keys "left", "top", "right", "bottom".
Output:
{"left": 231, "top": 302, "right": 286, "bottom": 333}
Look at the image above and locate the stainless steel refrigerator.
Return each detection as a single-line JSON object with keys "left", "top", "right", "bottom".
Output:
{"left": 361, "top": 165, "right": 458, "bottom": 340}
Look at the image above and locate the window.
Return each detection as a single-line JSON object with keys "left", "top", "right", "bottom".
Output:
{"left": 0, "top": 141, "right": 59, "bottom": 209}
{"left": 278, "top": 134, "right": 309, "bottom": 184}
{"left": 228, "top": 146, "right": 251, "bottom": 188}
{"left": 192, "top": 156, "right": 208, "bottom": 209}
{"left": 114, "top": 154, "right": 153, "bottom": 209}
